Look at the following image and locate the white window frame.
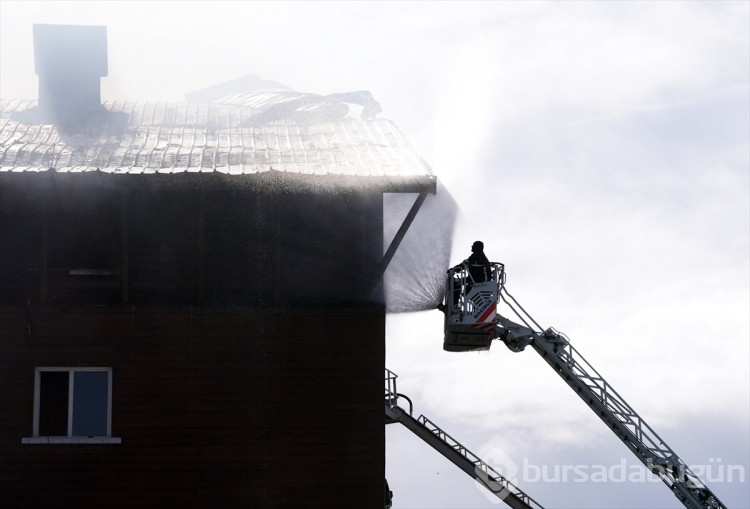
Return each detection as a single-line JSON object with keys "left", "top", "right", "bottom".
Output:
{"left": 22, "top": 367, "right": 121, "bottom": 445}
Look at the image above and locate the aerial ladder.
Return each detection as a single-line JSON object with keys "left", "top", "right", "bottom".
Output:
{"left": 385, "top": 368, "right": 545, "bottom": 509}
{"left": 438, "top": 261, "right": 727, "bottom": 509}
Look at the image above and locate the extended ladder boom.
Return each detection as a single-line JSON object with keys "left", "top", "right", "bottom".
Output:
{"left": 530, "top": 330, "right": 724, "bottom": 509}
{"left": 385, "top": 369, "right": 544, "bottom": 509}
{"left": 496, "top": 286, "right": 727, "bottom": 509}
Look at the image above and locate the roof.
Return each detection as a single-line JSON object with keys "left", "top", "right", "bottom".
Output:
{"left": 0, "top": 94, "right": 433, "bottom": 185}
{"left": 0, "top": 101, "right": 431, "bottom": 177}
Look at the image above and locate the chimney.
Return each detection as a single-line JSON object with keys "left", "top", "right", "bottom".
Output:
{"left": 33, "top": 24, "right": 108, "bottom": 125}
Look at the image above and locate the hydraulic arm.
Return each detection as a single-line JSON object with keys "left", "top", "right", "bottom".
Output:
{"left": 442, "top": 262, "right": 727, "bottom": 509}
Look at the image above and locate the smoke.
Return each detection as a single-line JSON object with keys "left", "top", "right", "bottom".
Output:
{"left": 383, "top": 181, "right": 458, "bottom": 313}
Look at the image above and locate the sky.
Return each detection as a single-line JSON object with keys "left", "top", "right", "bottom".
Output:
{"left": 1, "top": 1, "right": 748, "bottom": 508}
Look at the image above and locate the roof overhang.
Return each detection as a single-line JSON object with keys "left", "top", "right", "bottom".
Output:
{"left": 0, "top": 168, "right": 436, "bottom": 195}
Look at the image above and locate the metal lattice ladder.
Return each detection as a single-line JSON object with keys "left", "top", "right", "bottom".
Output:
{"left": 385, "top": 369, "right": 545, "bottom": 509}
{"left": 530, "top": 331, "right": 725, "bottom": 509}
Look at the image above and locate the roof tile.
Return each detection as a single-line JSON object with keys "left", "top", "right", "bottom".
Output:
{"left": 0, "top": 100, "right": 432, "bottom": 179}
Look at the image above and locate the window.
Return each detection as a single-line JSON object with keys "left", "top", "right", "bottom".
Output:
{"left": 22, "top": 367, "right": 120, "bottom": 444}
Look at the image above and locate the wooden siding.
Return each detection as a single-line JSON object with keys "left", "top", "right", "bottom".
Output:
{"left": 0, "top": 175, "right": 385, "bottom": 307}
{"left": 0, "top": 172, "right": 390, "bottom": 507}
{"left": 0, "top": 304, "right": 385, "bottom": 508}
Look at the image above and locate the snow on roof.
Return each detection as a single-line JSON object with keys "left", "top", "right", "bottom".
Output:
{"left": 0, "top": 97, "right": 432, "bottom": 180}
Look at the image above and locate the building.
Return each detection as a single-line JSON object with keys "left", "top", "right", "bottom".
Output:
{"left": 0, "top": 24, "right": 436, "bottom": 508}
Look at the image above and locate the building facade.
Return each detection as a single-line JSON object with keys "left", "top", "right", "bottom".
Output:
{"left": 0, "top": 24, "right": 434, "bottom": 508}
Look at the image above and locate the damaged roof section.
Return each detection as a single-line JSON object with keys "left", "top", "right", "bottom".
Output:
{"left": 185, "top": 74, "right": 383, "bottom": 121}
{"left": 1, "top": 24, "right": 433, "bottom": 189}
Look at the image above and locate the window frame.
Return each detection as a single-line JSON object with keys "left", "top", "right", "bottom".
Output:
{"left": 22, "top": 367, "right": 121, "bottom": 445}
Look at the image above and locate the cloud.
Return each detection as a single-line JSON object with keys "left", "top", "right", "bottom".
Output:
{"left": 387, "top": 385, "right": 749, "bottom": 508}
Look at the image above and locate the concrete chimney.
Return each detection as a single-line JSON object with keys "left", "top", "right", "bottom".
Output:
{"left": 33, "top": 24, "right": 108, "bottom": 125}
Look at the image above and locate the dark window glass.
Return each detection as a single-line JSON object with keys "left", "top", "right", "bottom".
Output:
{"left": 71, "top": 371, "right": 109, "bottom": 436}
{"left": 39, "top": 371, "right": 69, "bottom": 436}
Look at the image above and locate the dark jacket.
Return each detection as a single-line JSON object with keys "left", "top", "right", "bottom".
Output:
{"left": 466, "top": 250, "right": 490, "bottom": 282}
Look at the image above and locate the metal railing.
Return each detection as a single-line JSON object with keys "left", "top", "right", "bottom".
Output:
{"left": 532, "top": 332, "right": 724, "bottom": 509}
{"left": 417, "top": 415, "right": 544, "bottom": 509}
{"left": 385, "top": 368, "right": 398, "bottom": 407}
{"left": 384, "top": 368, "right": 545, "bottom": 509}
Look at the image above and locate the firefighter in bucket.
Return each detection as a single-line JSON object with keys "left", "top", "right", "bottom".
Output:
{"left": 439, "top": 241, "right": 502, "bottom": 352}
{"left": 438, "top": 240, "right": 491, "bottom": 313}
